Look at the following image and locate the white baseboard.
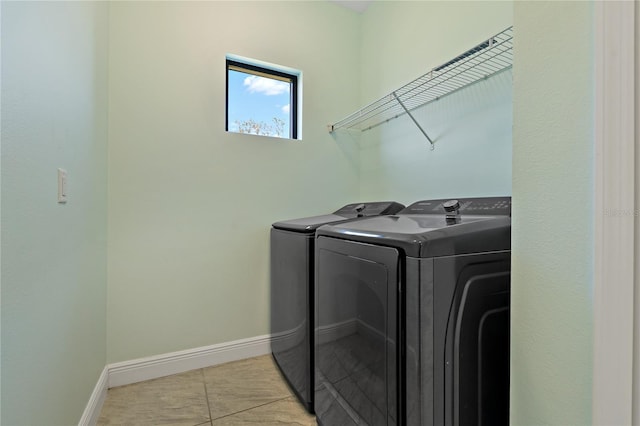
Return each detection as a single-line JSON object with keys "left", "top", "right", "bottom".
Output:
{"left": 79, "top": 335, "right": 273, "bottom": 424}
{"left": 107, "top": 334, "right": 272, "bottom": 388}
{"left": 78, "top": 366, "right": 108, "bottom": 426}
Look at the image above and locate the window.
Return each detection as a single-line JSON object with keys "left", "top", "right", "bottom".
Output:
{"left": 226, "top": 58, "right": 299, "bottom": 139}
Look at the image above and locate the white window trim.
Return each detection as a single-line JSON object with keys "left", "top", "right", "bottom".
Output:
{"left": 592, "top": 1, "right": 636, "bottom": 425}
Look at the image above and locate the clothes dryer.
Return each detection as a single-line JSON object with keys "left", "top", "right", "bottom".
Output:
{"left": 270, "top": 201, "right": 404, "bottom": 413}
{"left": 314, "top": 197, "right": 511, "bottom": 426}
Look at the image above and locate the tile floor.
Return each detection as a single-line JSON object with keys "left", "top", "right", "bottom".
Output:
{"left": 97, "top": 355, "right": 317, "bottom": 425}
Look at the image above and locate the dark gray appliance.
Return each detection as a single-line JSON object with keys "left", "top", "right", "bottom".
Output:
{"left": 270, "top": 201, "right": 405, "bottom": 413}
{"left": 314, "top": 197, "right": 511, "bottom": 426}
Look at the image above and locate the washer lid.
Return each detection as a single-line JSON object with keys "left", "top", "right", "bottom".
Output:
{"left": 316, "top": 198, "right": 511, "bottom": 257}
{"left": 272, "top": 213, "right": 356, "bottom": 233}
{"left": 272, "top": 201, "right": 405, "bottom": 233}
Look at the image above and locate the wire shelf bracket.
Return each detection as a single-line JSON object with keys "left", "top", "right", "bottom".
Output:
{"left": 392, "top": 91, "right": 434, "bottom": 148}
{"left": 327, "top": 26, "right": 514, "bottom": 148}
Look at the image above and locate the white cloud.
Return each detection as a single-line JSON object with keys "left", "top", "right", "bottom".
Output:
{"left": 282, "top": 104, "right": 290, "bottom": 114}
{"left": 243, "top": 76, "right": 289, "bottom": 96}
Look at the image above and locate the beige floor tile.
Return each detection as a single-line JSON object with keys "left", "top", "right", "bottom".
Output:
{"left": 203, "top": 355, "right": 295, "bottom": 420}
{"left": 211, "top": 397, "right": 316, "bottom": 425}
{"left": 97, "top": 369, "right": 210, "bottom": 426}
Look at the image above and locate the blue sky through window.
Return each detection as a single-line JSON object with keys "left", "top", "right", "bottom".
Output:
{"left": 227, "top": 69, "right": 291, "bottom": 138}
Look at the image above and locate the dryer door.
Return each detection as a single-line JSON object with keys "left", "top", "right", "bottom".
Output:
{"left": 315, "top": 236, "right": 401, "bottom": 426}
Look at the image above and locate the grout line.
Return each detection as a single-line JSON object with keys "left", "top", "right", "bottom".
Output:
{"left": 209, "top": 396, "right": 294, "bottom": 422}
{"left": 201, "top": 368, "right": 214, "bottom": 423}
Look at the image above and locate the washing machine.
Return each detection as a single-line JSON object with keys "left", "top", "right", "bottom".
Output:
{"left": 270, "top": 201, "right": 405, "bottom": 413}
{"left": 314, "top": 197, "right": 511, "bottom": 426}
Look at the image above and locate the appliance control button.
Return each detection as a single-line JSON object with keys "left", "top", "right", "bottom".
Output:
{"left": 443, "top": 199, "right": 460, "bottom": 212}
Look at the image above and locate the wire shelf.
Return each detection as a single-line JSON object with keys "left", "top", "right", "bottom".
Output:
{"left": 328, "top": 26, "right": 514, "bottom": 135}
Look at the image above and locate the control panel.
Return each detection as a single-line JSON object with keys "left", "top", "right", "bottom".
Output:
{"left": 401, "top": 197, "right": 511, "bottom": 216}
{"left": 334, "top": 201, "right": 405, "bottom": 217}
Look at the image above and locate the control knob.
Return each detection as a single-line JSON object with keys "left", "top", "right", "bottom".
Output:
{"left": 443, "top": 199, "right": 460, "bottom": 213}
{"left": 443, "top": 199, "right": 461, "bottom": 224}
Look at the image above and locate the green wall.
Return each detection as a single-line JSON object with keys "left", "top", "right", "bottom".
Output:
{"left": 107, "top": 1, "right": 362, "bottom": 363}
{"left": 1, "top": 2, "right": 109, "bottom": 424}
{"left": 357, "top": 1, "right": 513, "bottom": 204}
{"left": 511, "top": 2, "right": 594, "bottom": 424}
